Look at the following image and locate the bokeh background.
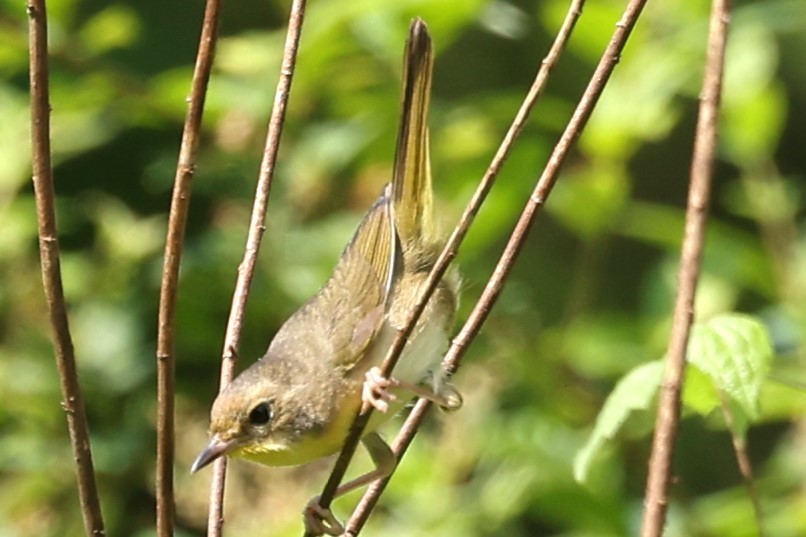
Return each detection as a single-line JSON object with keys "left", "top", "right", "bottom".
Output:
{"left": 1, "top": 0, "right": 804, "bottom": 536}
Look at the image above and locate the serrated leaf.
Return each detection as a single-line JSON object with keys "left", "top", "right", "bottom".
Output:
{"left": 574, "top": 360, "right": 664, "bottom": 483}
{"left": 687, "top": 314, "right": 773, "bottom": 420}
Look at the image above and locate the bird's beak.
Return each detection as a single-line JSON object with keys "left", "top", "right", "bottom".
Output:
{"left": 190, "top": 434, "right": 238, "bottom": 474}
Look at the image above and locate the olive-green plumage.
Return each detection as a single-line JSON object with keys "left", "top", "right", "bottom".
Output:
{"left": 192, "top": 18, "right": 458, "bottom": 475}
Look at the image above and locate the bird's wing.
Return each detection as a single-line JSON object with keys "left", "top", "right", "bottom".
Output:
{"left": 323, "top": 186, "right": 402, "bottom": 371}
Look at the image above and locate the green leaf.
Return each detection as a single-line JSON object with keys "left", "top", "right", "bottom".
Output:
{"left": 574, "top": 360, "right": 664, "bottom": 483}
{"left": 682, "top": 363, "right": 721, "bottom": 416}
{"left": 686, "top": 314, "right": 773, "bottom": 420}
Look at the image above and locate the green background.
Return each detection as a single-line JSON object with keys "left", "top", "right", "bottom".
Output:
{"left": 1, "top": 0, "right": 804, "bottom": 535}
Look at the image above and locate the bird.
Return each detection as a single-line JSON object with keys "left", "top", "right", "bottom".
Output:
{"left": 191, "top": 18, "right": 460, "bottom": 536}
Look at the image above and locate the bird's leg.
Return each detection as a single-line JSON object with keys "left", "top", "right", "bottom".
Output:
{"left": 303, "top": 433, "right": 395, "bottom": 536}
{"left": 304, "top": 369, "right": 464, "bottom": 535}
{"left": 363, "top": 366, "right": 463, "bottom": 412}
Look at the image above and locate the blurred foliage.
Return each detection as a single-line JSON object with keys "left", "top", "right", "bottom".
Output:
{"left": 1, "top": 0, "right": 804, "bottom": 536}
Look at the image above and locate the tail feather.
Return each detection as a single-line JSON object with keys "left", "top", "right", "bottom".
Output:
{"left": 392, "top": 18, "right": 435, "bottom": 246}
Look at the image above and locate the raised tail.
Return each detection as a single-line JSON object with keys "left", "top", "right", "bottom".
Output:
{"left": 392, "top": 18, "right": 435, "bottom": 247}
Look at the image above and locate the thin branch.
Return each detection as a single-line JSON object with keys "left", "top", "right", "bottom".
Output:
{"left": 156, "top": 0, "right": 223, "bottom": 535}
{"left": 339, "top": 0, "right": 663, "bottom": 533}
{"left": 720, "top": 398, "right": 766, "bottom": 537}
{"left": 27, "top": 1, "right": 106, "bottom": 535}
{"left": 640, "top": 0, "right": 730, "bottom": 535}
{"left": 205, "top": 1, "right": 308, "bottom": 536}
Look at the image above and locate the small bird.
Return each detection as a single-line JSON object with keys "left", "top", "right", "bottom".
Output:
{"left": 191, "top": 18, "right": 460, "bottom": 535}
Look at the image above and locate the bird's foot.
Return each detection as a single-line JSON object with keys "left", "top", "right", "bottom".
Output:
{"left": 437, "top": 382, "right": 464, "bottom": 412}
{"left": 303, "top": 497, "right": 344, "bottom": 536}
{"left": 362, "top": 366, "right": 398, "bottom": 413}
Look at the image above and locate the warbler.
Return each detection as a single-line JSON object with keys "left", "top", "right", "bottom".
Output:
{"left": 191, "top": 18, "right": 460, "bottom": 535}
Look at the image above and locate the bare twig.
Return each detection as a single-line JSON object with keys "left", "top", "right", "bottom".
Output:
{"left": 27, "top": 1, "right": 106, "bottom": 535}
{"left": 720, "top": 398, "right": 766, "bottom": 537}
{"left": 205, "top": 1, "right": 308, "bottom": 536}
{"left": 640, "top": 0, "right": 731, "bottom": 535}
{"left": 338, "top": 0, "right": 666, "bottom": 533}
{"left": 156, "top": 0, "right": 223, "bottom": 535}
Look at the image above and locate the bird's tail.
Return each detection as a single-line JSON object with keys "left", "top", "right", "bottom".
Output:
{"left": 392, "top": 18, "right": 435, "bottom": 248}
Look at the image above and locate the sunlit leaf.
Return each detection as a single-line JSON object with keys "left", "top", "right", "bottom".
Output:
{"left": 682, "top": 362, "right": 720, "bottom": 416}
{"left": 574, "top": 360, "right": 663, "bottom": 483}
{"left": 686, "top": 314, "right": 773, "bottom": 420}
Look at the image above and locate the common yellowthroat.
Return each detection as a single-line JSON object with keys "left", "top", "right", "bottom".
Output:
{"left": 191, "top": 18, "right": 460, "bottom": 535}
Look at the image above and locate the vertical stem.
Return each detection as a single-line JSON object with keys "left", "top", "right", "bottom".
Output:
{"left": 205, "top": 2, "right": 308, "bottom": 536}
{"left": 156, "top": 1, "right": 223, "bottom": 536}
{"left": 27, "top": 1, "right": 106, "bottom": 535}
{"left": 640, "top": 1, "right": 730, "bottom": 535}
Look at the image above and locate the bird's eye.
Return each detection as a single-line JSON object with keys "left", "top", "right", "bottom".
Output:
{"left": 248, "top": 401, "right": 272, "bottom": 426}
